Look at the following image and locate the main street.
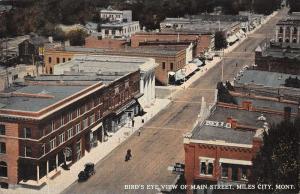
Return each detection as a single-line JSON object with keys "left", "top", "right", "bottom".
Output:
{"left": 63, "top": 8, "right": 288, "bottom": 194}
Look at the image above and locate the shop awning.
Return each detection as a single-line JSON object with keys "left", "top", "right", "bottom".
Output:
{"left": 114, "top": 99, "right": 136, "bottom": 115}
{"left": 184, "top": 63, "right": 198, "bottom": 77}
{"left": 90, "top": 122, "right": 102, "bottom": 132}
{"left": 227, "top": 35, "right": 238, "bottom": 43}
{"left": 192, "top": 58, "right": 203, "bottom": 67}
{"left": 174, "top": 63, "right": 198, "bottom": 81}
{"left": 219, "top": 158, "right": 252, "bottom": 166}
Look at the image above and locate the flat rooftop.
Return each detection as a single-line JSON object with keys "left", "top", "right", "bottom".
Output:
{"left": 0, "top": 84, "right": 89, "bottom": 112}
{"left": 262, "top": 46, "right": 300, "bottom": 60}
{"left": 191, "top": 106, "right": 285, "bottom": 143}
{"left": 61, "top": 45, "right": 184, "bottom": 56}
{"left": 101, "top": 21, "right": 139, "bottom": 28}
{"left": 235, "top": 69, "right": 300, "bottom": 88}
{"left": 54, "top": 54, "right": 155, "bottom": 75}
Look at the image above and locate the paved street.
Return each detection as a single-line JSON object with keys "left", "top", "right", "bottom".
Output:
{"left": 63, "top": 8, "right": 288, "bottom": 194}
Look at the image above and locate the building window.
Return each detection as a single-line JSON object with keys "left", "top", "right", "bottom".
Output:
{"left": 56, "top": 58, "right": 60, "bottom": 63}
{"left": 90, "top": 114, "right": 95, "bottom": 125}
{"left": 24, "top": 146, "right": 32, "bottom": 157}
{"left": 105, "top": 30, "right": 109, "bottom": 35}
{"left": 279, "top": 38, "right": 282, "bottom": 43}
{"left": 63, "top": 58, "right": 66, "bottom": 63}
{"left": 279, "top": 27, "right": 283, "bottom": 33}
{"left": 59, "top": 133, "right": 65, "bottom": 145}
{"left": 50, "top": 138, "right": 56, "bottom": 150}
{"left": 170, "top": 63, "right": 174, "bottom": 70}
{"left": 0, "top": 161, "right": 7, "bottom": 177}
{"left": 76, "top": 108, "right": 80, "bottom": 117}
{"left": 41, "top": 144, "right": 45, "bottom": 156}
{"left": 48, "top": 57, "right": 52, "bottom": 63}
{"left": 293, "top": 38, "right": 297, "bottom": 43}
{"left": 68, "top": 58, "right": 71, "bottom": 61}
{"left": 75, "top": 123, "right": 81, "bottom": 134}
{"left": 162, "top": 62, "right": 166, "bottom": 70}
{"left": 61, "top": 115, "right": 64, "bottom": 126}
{"left": 83, "top": 118, "right": 88, "bottom": 129}
{"left": 200, "top": 161, "right": 213, "bottom": 175}
{"left": 67, "top": 112, "right": 72, "bottom": 122}
{"left": 285, "top": 38, "right": 290, "bottom": 43}
{"left": 112, "top": 30, "right": 116, "bottom": 35}
{"left": 51, "top": 121, "right": 55, "bottom": 131}
{"left": 0, "top": 143, "right": 5, "bottom": 154}
{"left": 241, "top": 167, "right": 248, "bottom": 181}
{"left": 67, "top": 128, "right": 73, "bottom": 139}
{"left": 0, "top": 125, "right": 5, "bottom": 135}
{"left": 221, "top": 164, "right": 229, "bottom": 178}
{"left": 23, "top": 127, "right": 31, "bottom": 138}
{"left": 293, "top": 27, "right": 297, "bottom": 34}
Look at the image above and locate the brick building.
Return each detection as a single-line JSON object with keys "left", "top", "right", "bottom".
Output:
{"left": 85, "top": 36, "right": 127, "bottom": 50}
{"left": 275, "top": 12, "right": 300, "bottom": 44}
{"left": 0, "top": 58, "right": 143, "bottom": 188}
{"left": 184, "top": 91, "right": 299, "bottom": 194}
{"left": 254, "top": 43, "right": 300, "bottom": 75}
{"left": 130, "top": 32, "right": 214, "bottom": 57}
{"left": 44, "top": 46, "right": 187, "bottom": 85}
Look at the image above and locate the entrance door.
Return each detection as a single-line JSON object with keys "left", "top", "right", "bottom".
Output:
{"left": 76, "top": 140, "right": 81, "bottom": 161}
{"left": 232, "top": 167, "right": 238, "bottom": 181}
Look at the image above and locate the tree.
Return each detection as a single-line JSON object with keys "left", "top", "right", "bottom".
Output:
{"left": 217, "top": 82, "right": 236, "bottom": 104}
{"left": 66, "top": 29, "right": 88, "bottom": 46}
{"left": 250, "top": 118, "right": 300, "bottom": 193}
{"left": 215, "top": 31, "right": 228, "bottom": 50}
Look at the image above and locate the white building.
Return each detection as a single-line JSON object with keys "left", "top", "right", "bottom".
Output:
{"left": 275, "top": 13, "right": 300, "bottom": 44}
{"left": 100, "top": 6, "right": 132, "bottom": 22}
{"left": 0, "top": 65, "right": 37, "bottom": 91}
{"left": 100, "top": 21, "right": 140, "bottom": 39}
{"left": 53, "top": 54, "right": 158, "bottom": 109}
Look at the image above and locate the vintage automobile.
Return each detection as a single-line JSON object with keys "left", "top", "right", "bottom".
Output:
{"left": 78, "top": 163, "right": 96, "bottom": 182}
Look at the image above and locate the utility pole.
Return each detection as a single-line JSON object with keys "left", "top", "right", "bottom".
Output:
{"left": 221, "top": 49, "right": 224, "bottom": 82}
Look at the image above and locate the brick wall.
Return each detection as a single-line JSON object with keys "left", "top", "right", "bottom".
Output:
{"left": 85, "top": 36, "right": 126, "bottom": 49}
{"left": 0, "top": 122, "right": 19, "bottom": 185}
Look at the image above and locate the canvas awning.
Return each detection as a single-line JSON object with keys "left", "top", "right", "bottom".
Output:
{"left": 174, "top": 63, "right": 198, "bottom": 81}
{"left": 114, "top": 99, "right": 136, "bottom": 115}
{"left": 219, "top": 158, "right": 252, "bottom": 166}
{"left": 90, "top": 122, "right": 103, "bottom": 132}
{"left": 137, "top": 98, "right": 147, "bottom": 110}
{"left": 227, "top": 35, "right": 238, "bottom": 43}
{"left": 192, "top": 58, "right": 203, "bottom": 67}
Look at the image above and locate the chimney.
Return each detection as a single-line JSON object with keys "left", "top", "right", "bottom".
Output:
{"left": 284, "top": 106, "right": 291, "bottom": 121}
{"left": 242, "top": 101, "right": 253, "bottom": 111}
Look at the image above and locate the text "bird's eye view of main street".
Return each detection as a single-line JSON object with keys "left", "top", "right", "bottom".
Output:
{"left": 0, "top": 0, "right": 299, "bottom": 194}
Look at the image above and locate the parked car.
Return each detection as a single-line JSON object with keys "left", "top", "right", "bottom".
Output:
{"left": 78, "top": 163, "right": 96, "bottom": 182}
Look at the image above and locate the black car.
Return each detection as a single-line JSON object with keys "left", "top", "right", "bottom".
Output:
{"left": 78, "top": 163, "right": 96, "bottom": 182}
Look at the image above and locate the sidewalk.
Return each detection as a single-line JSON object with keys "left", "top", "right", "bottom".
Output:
{"left": 168, "top": 10, "right": 279, "bottom": 95}
{"left": 5, "top": 99, "right": 171, "bottom": 194}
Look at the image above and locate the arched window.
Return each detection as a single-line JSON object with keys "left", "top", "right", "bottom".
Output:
{"left": 278, "top": 38, "right": 282, "bottom": 43}
{"left": 279, "top": 27, "right": 283, "bottom": 33}
{"left": 285, "top": 38, "right": 290, "bottom": 43}
{"left": 293, "top": 27, "right": 297, "bottom": 34}
{"left": 0, "top": 161, "right": 7, "bottom": 177}
{"left": 293, "top": 38, "right": 297, "bottom": 43}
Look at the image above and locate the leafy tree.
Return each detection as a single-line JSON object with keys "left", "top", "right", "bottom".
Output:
{"left": 217, "top": 82, "right": 236, "bottom": 104}
{"left": 66, "top": 29, "right": 88, "bottom": 46}
{"left": 215, "top": 31, "right": 228, "bottom": 50}
{"left": 285, "top": 77, "right": 300, "bottom": 88}
{"left": 250, "top": 118, "right": 300, "bottom": 193}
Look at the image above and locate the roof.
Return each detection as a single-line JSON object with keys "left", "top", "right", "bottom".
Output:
{"left": 191, "top": 106, "right": 285, "bottom": 143}
{"left": 262, "top": 46, "right": 300, "bottom": 60}
{"left": 53, "top": 54, "right": 156, "bottom": 75}
{"left": 0, "top": 85, "right": 89, "bottom": 112}
{"left": 101, "top": 21, "right": 139, "bottom": 28}
{"left": 61, "top": 45, "right": 184, "bottom": 56}
{"left": 234, "top": 96, "right": 299, "bottom": 114}
{"left": 235, "top": 69, "right": 300, "bottom": 88}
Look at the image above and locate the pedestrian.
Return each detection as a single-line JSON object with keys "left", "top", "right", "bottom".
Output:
{"left": 236, "top": 63, "right": 238, "bottom": 67}
{"left": 141, "top": 118, "right": 144, "bottom": 124}
{"left": 131, "top": 119, "right": 135, "bottom": 128}
{"left": 125, "top": 149, "right": 132, "bottom": 162}
{"left": 138, "top": 129, "right": 141, "bottom": 136}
